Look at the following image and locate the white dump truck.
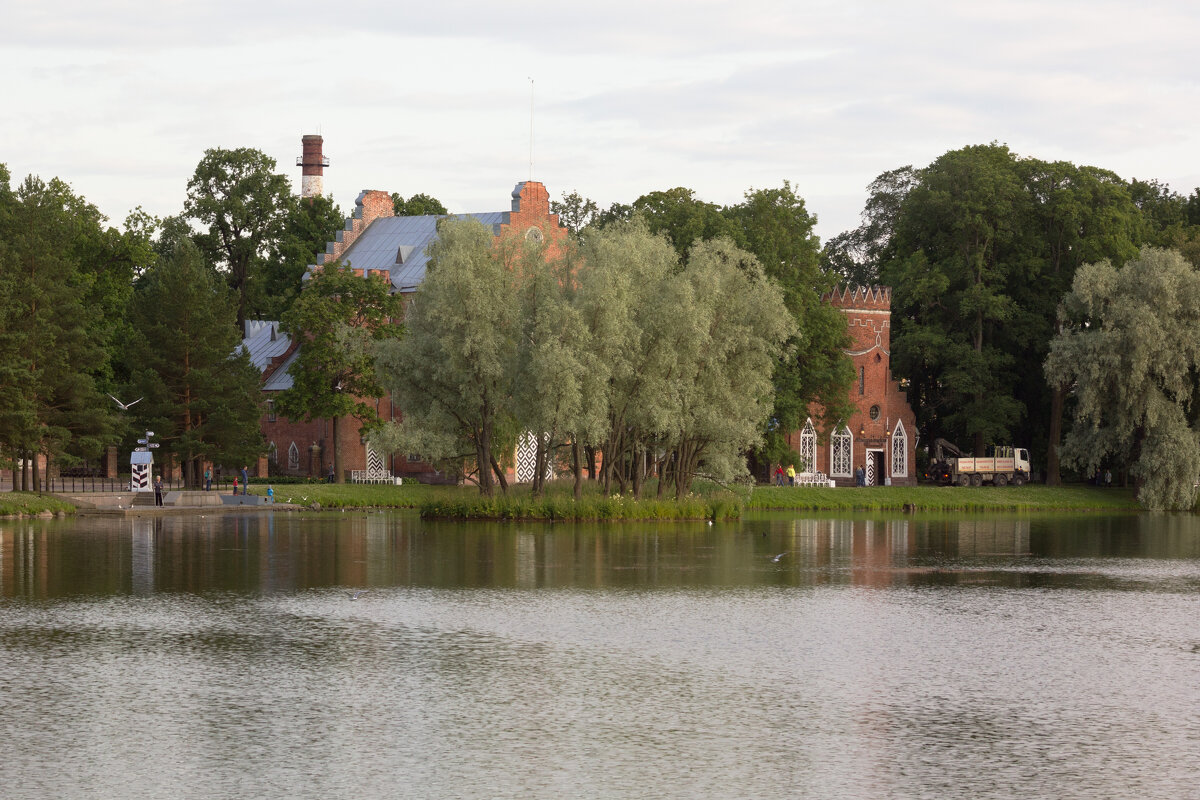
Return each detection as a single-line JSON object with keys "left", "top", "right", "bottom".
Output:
{"left": 931, "top": 439, "right": 1031, "bottom": 487}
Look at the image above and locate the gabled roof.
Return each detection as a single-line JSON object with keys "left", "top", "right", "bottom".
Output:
{"left": 335, "top": 212, "right": 509, "bottom": 293}
{"left": 240, "top": 321, "right": 291, "bottom": 370}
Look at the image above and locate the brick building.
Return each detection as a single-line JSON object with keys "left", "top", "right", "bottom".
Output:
{"left": 787, "top": 285, "right": 918, "bottom": 487}
{"left": 242, "top": 174, "right": 568, "bottom": 483}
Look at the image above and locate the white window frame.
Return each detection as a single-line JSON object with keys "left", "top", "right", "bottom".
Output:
{"left": 799, "top": 418, "right": 817, "bottom": 473}
{"left": 288, "top": 441, "right": 300, "bottom": 471}
{"left": 891, "top": 421, "right": 908, "bottom": 478}
{"left": 830, "top": 425, "right": 853, "bottom": 478}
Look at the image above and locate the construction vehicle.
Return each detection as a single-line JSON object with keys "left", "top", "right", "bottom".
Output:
{"left": 930, "top": 439, "right": 1031, "bottom": 487}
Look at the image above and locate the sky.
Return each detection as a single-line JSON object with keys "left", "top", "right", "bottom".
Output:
{"left": 3, "top": 0, "right": 1199, "bottom": 243}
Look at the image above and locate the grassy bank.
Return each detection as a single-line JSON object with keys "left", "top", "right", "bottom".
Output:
{"left": 749, "top": 484, "right": 1141, "bottom": 512}
{"left": 252, "top": 480, "right": 1142, "bottom": 517}
{"left": 0, "top": 493, "right": 77, "bottom": 517}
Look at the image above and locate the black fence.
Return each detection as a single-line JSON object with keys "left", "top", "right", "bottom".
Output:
{"left": 37, "top": 475, "right": 187, "bottom": 494}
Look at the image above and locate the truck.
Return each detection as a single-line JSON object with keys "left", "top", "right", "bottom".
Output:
{"left": 930, "top": 439, "right": 1031, "bottom": 487}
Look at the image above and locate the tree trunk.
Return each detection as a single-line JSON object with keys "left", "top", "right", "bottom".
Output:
{"left": 572, "top": 436, "right": 583, "bottom": 501}
{"left": 631, "top": 445, "right": 643, "bottom": 500}
{"left": 1045, "top": 385, "right": 1065, "bottom": 486}
{"left": 489, "top": 452, "right": 509, "bottom": 494}
{"left": 331, "top": 415, "right": 344, "bottom": 484}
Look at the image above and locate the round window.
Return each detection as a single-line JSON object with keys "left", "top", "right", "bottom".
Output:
{"left": 869, "top": 405, "right": 881, "bottom": 421}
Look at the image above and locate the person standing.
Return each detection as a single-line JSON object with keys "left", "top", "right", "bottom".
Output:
{"left": 786, "top": 464, "right": 796, "bottom": 486}
{"left": 240, "top": 465, "right": 249, "bottom": 495}
{"left": 232, "top": 475, "right": 239, "bottom": 495}
{"left": 153, "top": 475, "right": 163, "bottom": 507}
{"left": 774, "top": 464, "right": 785, "bottom": 486}
{"left": 204, "top": 467, "right": 212, "bottom": 491}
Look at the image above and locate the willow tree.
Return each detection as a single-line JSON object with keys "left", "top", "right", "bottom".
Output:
{"left": 1045, "top": 248, "right": 1200, "bottom": 510}
{"left": 372, "top": 218, "right": 522, "bottom": 496}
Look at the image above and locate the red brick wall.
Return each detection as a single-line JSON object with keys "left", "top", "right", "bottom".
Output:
{"left": 792, "top": 286, "right": 919, "bottom": 486}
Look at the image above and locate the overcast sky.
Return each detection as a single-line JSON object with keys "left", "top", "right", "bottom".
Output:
{"left": 4, "top": 1, "right": 1198, "bottom": 242}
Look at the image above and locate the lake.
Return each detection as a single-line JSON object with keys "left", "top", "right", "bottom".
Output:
{"left": 1, "top": 510, "right": 1198, "bottom": 799}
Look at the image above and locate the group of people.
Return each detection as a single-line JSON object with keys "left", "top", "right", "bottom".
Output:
{"left": 149, "top": 465, "right": 274, "bottom": 505}
{"left": 774, "top": 464, "right": 798, "bottom": 486}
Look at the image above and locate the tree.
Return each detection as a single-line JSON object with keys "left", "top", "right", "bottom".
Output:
{"left": 877, "top": 145, "right": 1033, "bottom": 455}
{"left": 184, "top": 147, "right": 292, "bottom": 332}
{"left": 372, "top": 218, "right": 521, "bottom": 496}
{"left": 0, "top": 173, "right": 115, "bottom": 489}
{"left": 723, "top": 182, "right": 853, "bottom": 473}
{"left": 631, "top": 187, "right": 738, "bottom": 259}
{"left": 263, "top": 194, "right": 344, "bottom": 319}
{"left": 125, "top": 237, "right": 265, "bottom": 486}
{"left": 1046, "top": 248, "right": 1200, "bottom": 510}
{"left": 391, "top": 193, "right": 448, "bottom": 216}
{"left": 275, "top": 264, "right": 402, "bottom": 483}
{"left": 550, "top": 191, "right": 599, "bottom": 236}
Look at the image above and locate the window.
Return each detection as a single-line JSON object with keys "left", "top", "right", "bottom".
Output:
{"left": 288, "top": 442, "right": 300, "bottom": 471}
{"left": 407, "top": 453, "right": 423, "bottom": 463}
{"left": 859, "top": 366, "right": 865, "bottom": 395}
{"left": 891, "top": 421, "right": 908, "bottom": 478}
{"left": 799, "top": 418, "right": 816, "bottom": 473}
{"left": 268, "top": 441, "right": 278, "bottom": 465}
{"left": 831, "top": 426, "right": 853, "bottom": 478}
{"left": 266, "top": 400, "right": 276, "bottom": 423}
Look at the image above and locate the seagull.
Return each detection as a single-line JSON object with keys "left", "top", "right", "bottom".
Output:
{"left": 347, "top": 590, "right": 368, "bottom": 600}
{"left": 108, "top": 394, "right": 143, "bottom": 411}
{"left": 772, "top": 551, "right": 790, "bottom": 562}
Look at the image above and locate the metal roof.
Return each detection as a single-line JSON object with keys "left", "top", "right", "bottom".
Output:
{"left": 240, "top": 320, "right": 291, "bottom": 370}
{"left": 337, "top": 212, "right": 510, "bottom": 293}
{"left": 262, "top": 349, "right": 298, "bottom": 391}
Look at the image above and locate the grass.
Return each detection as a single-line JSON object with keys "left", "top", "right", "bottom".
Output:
{"left": 0, "top": 492, "right": 77, "bottom": 517}
{"left": 251, "top": 479, "right": 1143, "bottom": 518}
{"left": 748, "top": 484, "right": 1141, "bottom": 512}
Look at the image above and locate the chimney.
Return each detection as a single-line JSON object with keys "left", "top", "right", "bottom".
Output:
{"left": 297, "top": 134, "right": 329, "bottom": 198}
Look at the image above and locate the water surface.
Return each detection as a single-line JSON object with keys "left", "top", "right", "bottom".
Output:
{"left": 1, "top": 511, "right": 1197, "bottom": 799}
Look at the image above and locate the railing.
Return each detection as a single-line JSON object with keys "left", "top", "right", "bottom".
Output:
{"left": 39, "top": 476, "right": 186, "bottom": 493}
{"left": 795, "top": 471, "right": 836, "bottom": 488}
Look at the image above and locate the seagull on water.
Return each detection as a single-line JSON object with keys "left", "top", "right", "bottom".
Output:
{"left": 108, "top": 394, "right": 143, "bottom": 411}
{"left": 772, "top": 551, "right": 790, "bottom": 562}
{"left": 347, "top": 590, "right": 368, "bottom": 600}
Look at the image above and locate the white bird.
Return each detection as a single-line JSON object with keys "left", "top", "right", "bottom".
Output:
{"left": 108, "top": 393, "right": 143, "bottom": 411}
{"left": 772, "top": 551, "right": 790, "bottom": 562}
{"left": 347, "top": 590, "right": 368, "bottom": 600}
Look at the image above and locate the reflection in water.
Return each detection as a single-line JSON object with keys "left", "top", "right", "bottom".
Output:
{"left": 0, "top": 511, "right": 1198, "bottom": 799}
{"left": 4, "top": 511, "right": 1200, "bottom": 597}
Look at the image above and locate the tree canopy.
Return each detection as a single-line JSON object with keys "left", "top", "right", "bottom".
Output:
{"left": 275, "top": 264, "right": 403, "bottom": 483}
{"left": 1046, "top": 248, "right": 1200, "bottom": 510}
{"left": 184, "top": 147, "right": 292, "bottom": 332}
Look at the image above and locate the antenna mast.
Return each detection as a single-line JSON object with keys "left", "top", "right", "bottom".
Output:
{"left": 528, "top": 77, "right": 534, "bottom": 181}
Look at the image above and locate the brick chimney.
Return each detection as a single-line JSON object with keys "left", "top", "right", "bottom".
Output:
{"left": 297, "top": 135, "right": 329, "bottom": 198}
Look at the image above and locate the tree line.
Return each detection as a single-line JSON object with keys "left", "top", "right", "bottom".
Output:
{"left": 6, "top": 142, "right": 1200, "bottom": 506}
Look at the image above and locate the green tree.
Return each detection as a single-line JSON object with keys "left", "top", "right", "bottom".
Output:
{"left": 878, "top": 145, "right": 1033, "bottom": 455}
{"left": 724, "top": 182, "right": 853, "bottom": 474}
{"left": 125, "top": 238, "right": 265, "bottom": 486}
{"left": 0, "top": 174, "right": 115, "bottom": 489}
{"left": 184, "top": 147, "right": 293, "bottom": 332}
{"left": 275, "top": 264, "right": 402, "bottom": 484}
{"left": 391, "top": 192, "right": 448, "bottom": 216}
{"left": 1046, "top": 248, "right": 1200, "bottom": 510}
{"left": 372, "top": 218, "right": 520, "bottom": 496}
{"left": 631, "top": 187, "right": 738, "bottom": 259}
{"left": 263, "top": 194, "right": 344, "bottom": 319}
{"left": 550, "top": 191, "right": 599, "bottom": 236}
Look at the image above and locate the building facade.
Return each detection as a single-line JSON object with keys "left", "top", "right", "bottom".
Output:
{"left": 788, "top": 285, "right": 918, "bottom": 487}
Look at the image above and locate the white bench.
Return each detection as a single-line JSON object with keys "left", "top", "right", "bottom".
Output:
{"left": 350, "top": 470, "right": 400, "bottom": 485}
{"left": 795, "top": 471, "right": 836, "bottom": 487}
